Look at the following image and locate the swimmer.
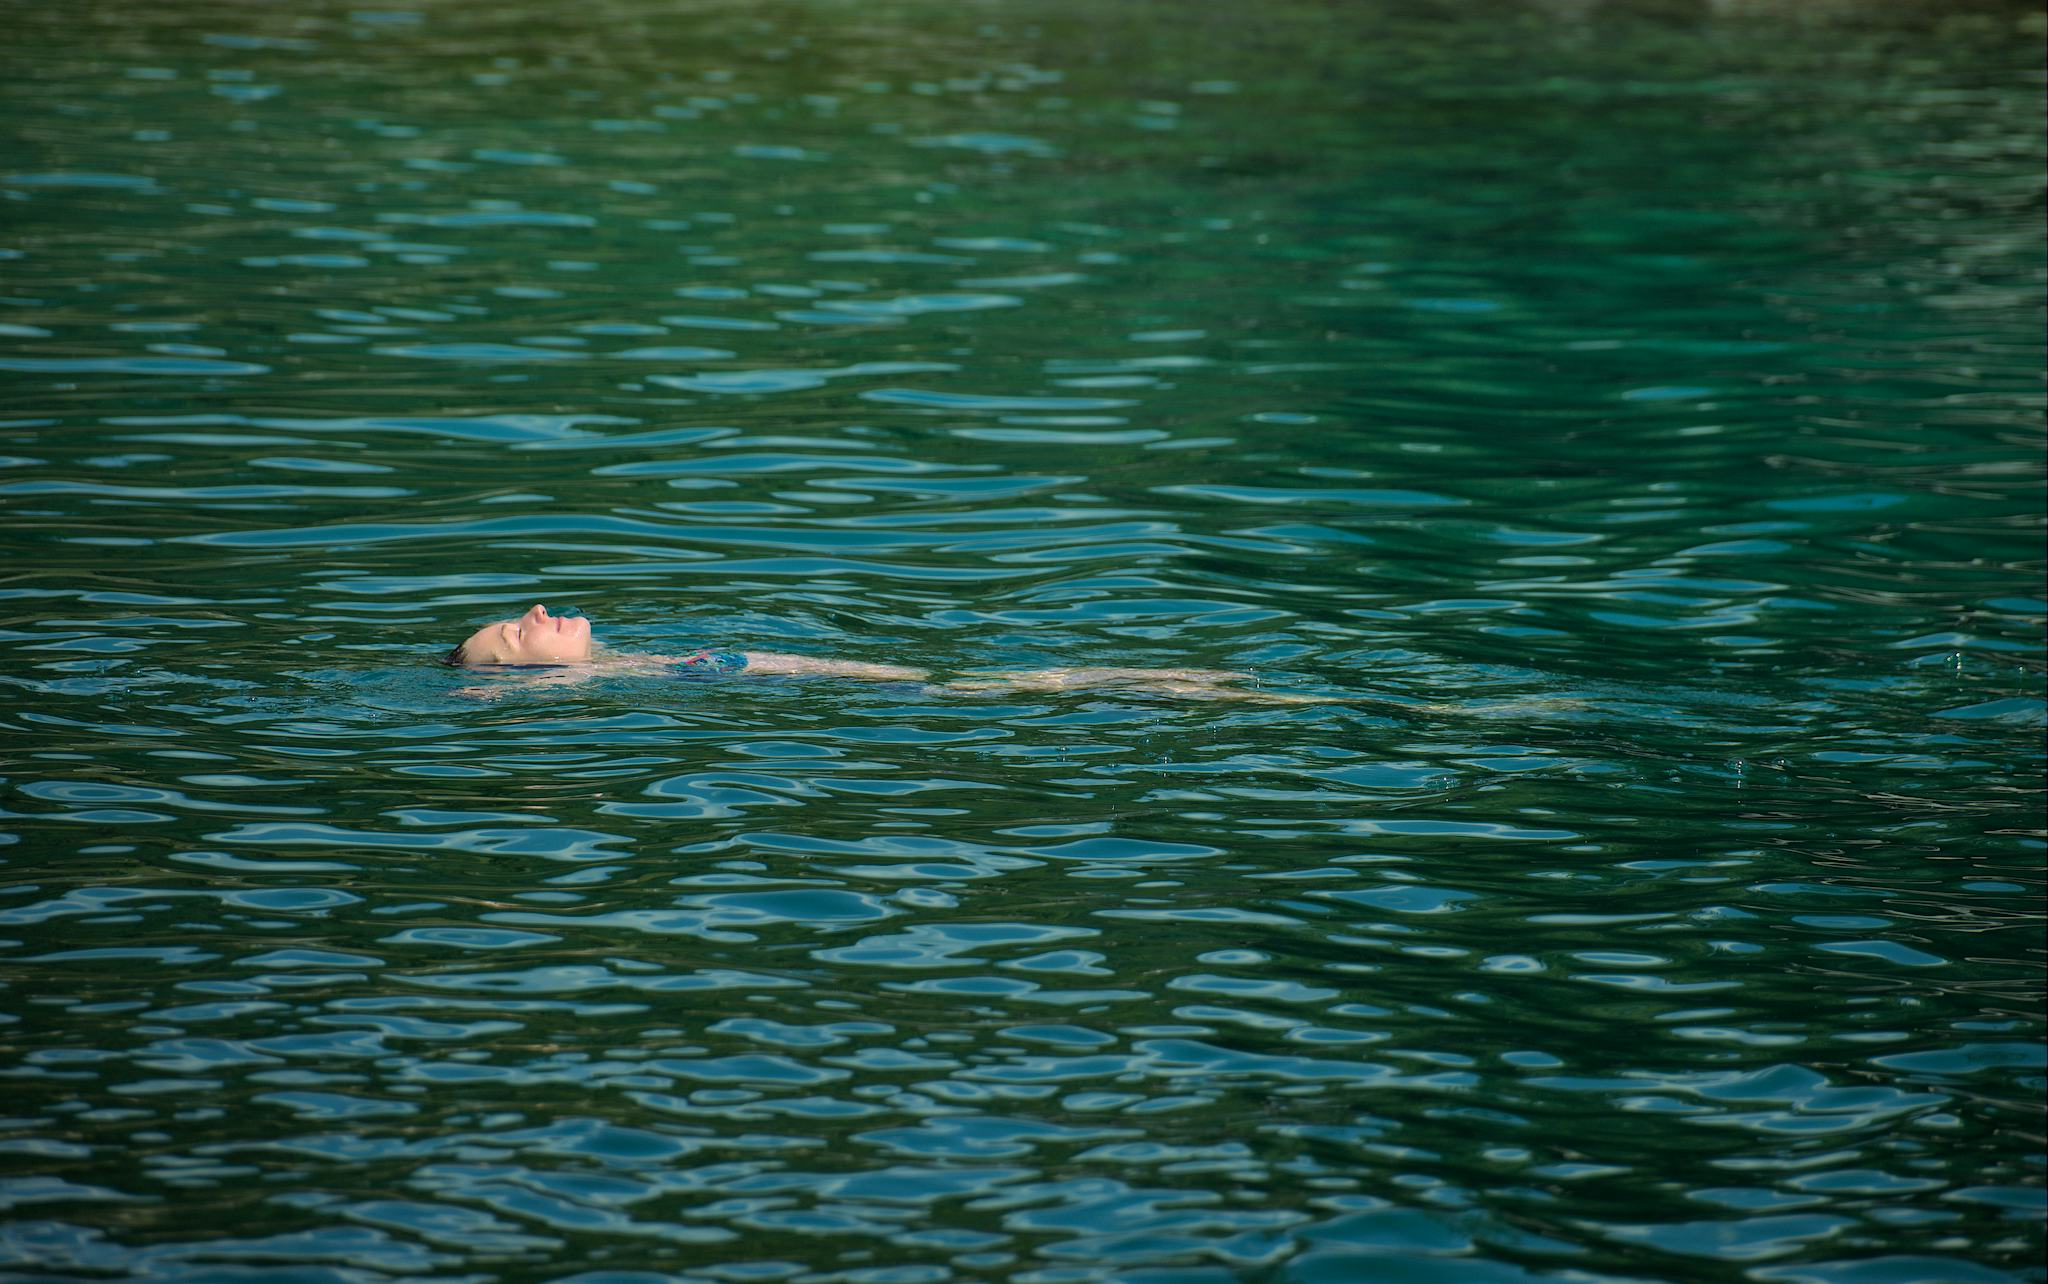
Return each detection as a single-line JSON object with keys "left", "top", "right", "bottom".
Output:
{"left": 445, "top": 602, "right": 926, "bottom": 686}
{"left": 444, "top": 603, "right": 1330, "bottom": 703}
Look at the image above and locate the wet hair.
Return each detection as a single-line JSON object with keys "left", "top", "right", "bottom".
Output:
{"left": 442, "top": 642, "right": 469, "bottom": 667}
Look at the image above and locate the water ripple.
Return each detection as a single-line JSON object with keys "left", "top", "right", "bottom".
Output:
{"left": 0, "top": 2, "right": 2039, "bottom": 1281}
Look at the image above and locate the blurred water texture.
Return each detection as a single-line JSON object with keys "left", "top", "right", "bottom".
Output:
{"left": 1, "top": 0, "right": 2043, "bottom": 1280}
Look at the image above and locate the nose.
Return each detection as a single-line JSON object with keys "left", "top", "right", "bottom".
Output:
{"left": 526, "top": 603, "right": 549, "bottom": 622}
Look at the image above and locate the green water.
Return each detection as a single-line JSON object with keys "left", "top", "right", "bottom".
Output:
{"left": 2, "top": 1, "right": 2043, "bottom": 1280}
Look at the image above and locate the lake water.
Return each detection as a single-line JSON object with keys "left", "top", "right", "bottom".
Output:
{"left": 2, "top": 1, "right": 2043, "bottom": 1280}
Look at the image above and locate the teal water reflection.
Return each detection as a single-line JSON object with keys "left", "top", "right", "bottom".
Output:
{"left": 2, "top": 1, "right": 2043, "bottom": 1280}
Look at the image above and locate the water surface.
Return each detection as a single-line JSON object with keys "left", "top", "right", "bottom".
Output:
{"left": 2, "top": 1, "right": 2043, "bottom": 1281}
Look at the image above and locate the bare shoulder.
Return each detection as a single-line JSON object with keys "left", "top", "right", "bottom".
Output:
{"left": 452, "top": 667, "right": 597, "bottom": 699}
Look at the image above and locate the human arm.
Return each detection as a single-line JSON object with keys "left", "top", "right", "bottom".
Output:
{"left": 936, "top": 666, "right": 1336, "bottom": 703}
{"left": 738, "top": 652, "right": 930, "bottom": 682}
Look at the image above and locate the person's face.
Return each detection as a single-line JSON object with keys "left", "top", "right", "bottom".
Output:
{"left": 458, "top": 604, "right": 592, "bottom": 665}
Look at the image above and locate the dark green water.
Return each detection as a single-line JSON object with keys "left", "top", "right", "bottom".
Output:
{"left": 2, "top": 1, "right": 2043, "bottom": 1280}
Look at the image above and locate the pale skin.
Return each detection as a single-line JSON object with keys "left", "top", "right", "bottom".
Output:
{"left": 448, "top": 604, "right": 1330, "bottom": 703}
